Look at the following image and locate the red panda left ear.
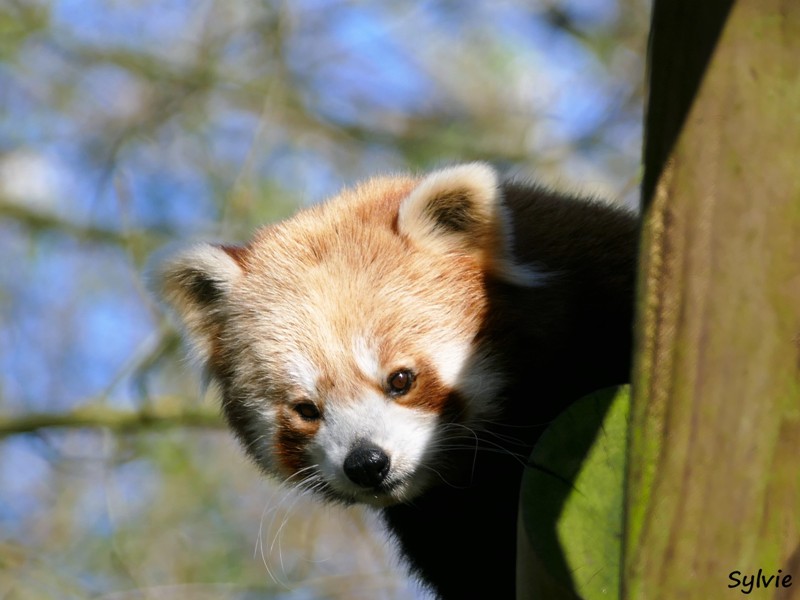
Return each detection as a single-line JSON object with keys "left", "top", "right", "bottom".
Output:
{"left": 397, "top": 163, "right": 539, "bottom": 286}
{"left": 150, "top": 243, "right": 245, "bottom": 368}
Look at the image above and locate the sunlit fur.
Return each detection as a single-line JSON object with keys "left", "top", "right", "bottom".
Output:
{"left": 155, "top": 164, "right": 519, "bottom": 502}
{"left": 153, "top": 162, "right": 638, "bottom": 599}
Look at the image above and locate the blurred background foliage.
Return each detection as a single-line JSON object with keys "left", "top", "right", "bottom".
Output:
{"left": 0, "top": 0, "right": 649, "bottom": 598}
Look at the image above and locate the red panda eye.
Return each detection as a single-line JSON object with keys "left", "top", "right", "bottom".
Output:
{"left": 294, "top": 402, "right": 321, "bottom": 421}
{"left": 387, "top": 370, "right": 414, "bottom": 395}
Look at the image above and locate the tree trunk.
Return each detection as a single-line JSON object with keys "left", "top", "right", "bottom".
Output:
{"left": 626, "top": 1, "right": 800, "bottom": 598}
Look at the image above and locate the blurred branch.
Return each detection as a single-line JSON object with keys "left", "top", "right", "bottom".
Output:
{"left": 0, "top": 403, "right": 223, "bottom": 437}
{"left": 0, "top": 201, "right": 170, "bottom": 247}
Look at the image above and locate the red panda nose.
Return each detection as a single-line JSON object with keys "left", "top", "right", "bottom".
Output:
{"left": 343, "top": 441, "right": 391, "bottom": 488}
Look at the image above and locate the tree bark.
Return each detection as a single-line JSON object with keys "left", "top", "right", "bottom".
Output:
{"left": 626, "top": 1, "right": 800, "bottom": 598}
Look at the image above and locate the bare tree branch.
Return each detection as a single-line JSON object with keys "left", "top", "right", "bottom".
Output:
{"left": 0, "top": 201, "right": 171, "bottom": 247}
{"left": 0, "top": 403, "right": 223, "bottom": 437}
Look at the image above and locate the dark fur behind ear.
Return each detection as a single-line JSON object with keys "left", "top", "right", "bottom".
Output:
{"left": 181, "top": 268, "right": 228, "bottom": 306}
{"left": 397, "top": 163, "right": 542, "bottom": 286}
{"left": 424, "top": 188, "right": 480, "bottom": 233}
{"left": 151, "top": 243, "right": 245, "bottom": 366}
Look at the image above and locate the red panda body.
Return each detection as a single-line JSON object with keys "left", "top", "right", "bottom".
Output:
{"left": 155, "top": 164, "right": 638, "bottom": 599}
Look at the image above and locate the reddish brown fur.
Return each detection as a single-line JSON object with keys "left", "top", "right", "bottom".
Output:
{"left": 154, "top": 163, "right": 638, "bottom": 600}
{"left": 274, "top": 405, "right": 319, "bottom": 476}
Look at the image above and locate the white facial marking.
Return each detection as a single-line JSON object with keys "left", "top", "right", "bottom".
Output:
{"left": 312, "top": 391, "right": 438, "bottom": 505}
{"left": 285, "top": 351, "right": 319, "bottom": 395}
{"left": 429, "top": 339, "right": 471, "bottom": 388}
{"left": 430, "top": 341, "right": 505, "bottom": 422}
{"left": 351, "top": 336, "right": 380, "bottom": 382}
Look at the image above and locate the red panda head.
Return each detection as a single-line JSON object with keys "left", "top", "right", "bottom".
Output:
{"left": 154, "top": 163, "right": 539, "bottom": 506}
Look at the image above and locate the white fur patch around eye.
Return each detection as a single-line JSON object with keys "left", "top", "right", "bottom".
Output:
{"left": 352, "top": 336, "right": 380, "bottom": 381}
{"left": 429, "top": 339, "right": 471, "bottom": 388}
{"left": 430, "top": 341, "right": 505, "bottom": 420}
{"left": 285, "top": 351, "right": 319, "bottom": 396}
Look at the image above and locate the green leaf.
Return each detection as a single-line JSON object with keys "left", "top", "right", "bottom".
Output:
{"left": 518, "top": 386, "right": 630, "bottom": 599}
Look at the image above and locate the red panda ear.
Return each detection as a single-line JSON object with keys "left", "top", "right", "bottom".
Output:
{"left": 397, "top": 163, "right": 538, "bottom": 286}
{"left": 151, "top": 243, "right": 245, "bottom": 365}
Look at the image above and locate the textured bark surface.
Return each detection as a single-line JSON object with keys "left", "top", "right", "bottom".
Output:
{"left": 626, "top": 1, "right": 800, "bottom": 598}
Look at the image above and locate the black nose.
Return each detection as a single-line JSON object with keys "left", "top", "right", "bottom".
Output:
{"left": 343, "top": 441, "right": 390, "bottom": 488}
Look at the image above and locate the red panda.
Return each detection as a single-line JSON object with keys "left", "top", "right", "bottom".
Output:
{"left": 153, "top": 163, "right": 638, "bottom": 599}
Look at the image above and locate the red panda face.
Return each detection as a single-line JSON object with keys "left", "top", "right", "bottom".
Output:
{"left": 154, "top": 163, "right": 539, "bottom": 506}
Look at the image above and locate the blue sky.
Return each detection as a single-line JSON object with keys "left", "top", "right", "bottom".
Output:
{"left": 0, "top": 0, "right": 645, "bottom": 594}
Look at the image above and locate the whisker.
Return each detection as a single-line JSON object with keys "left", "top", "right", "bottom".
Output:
{"left": 255, "top": 465, "right": 321, "bottom": 588}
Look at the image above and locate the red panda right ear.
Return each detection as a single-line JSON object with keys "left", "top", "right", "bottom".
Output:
{"left": 397, "top": 163, "right": 540, "bottom": 286}
{"left": 151, "top": 243, "right": 245, "bottom": 366}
